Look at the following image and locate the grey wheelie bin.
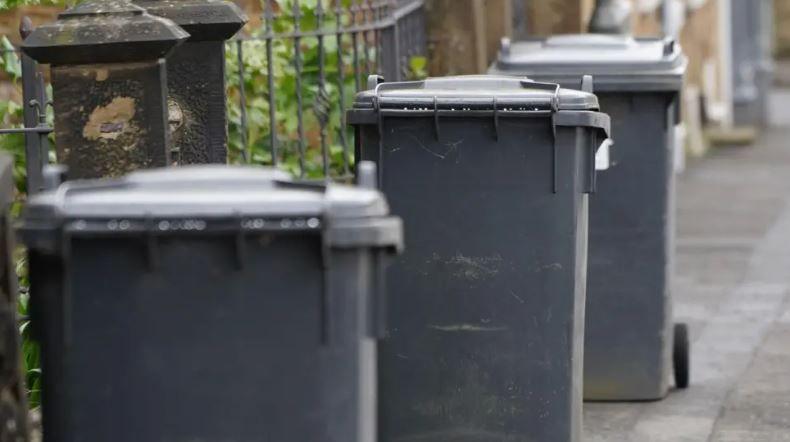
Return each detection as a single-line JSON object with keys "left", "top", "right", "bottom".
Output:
{"left": 18, "top": 165, "right": 402, "bottom": 442}
{"left": 490, "top": 35, "right": 689, "bottom": 400}
{"left": 348, "top": 75, "right": 611, "bottom": 442}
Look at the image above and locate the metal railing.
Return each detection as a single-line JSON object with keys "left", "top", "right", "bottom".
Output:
{"left": 0, "top": 0, "right": 426, "bottom": 191}
{"left": 229, "top": 0, "right": 426, "bottom": 180}
{"left": 0, "top": 19, "right": 53, "bottom": 195}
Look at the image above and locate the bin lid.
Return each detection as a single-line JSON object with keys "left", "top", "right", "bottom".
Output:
{"left": 350, "top": 75, "right": 600, "bottom": 115}
{"left": 19, "top": 165, "right": 403, "bottom": 251}
{"left": 490, "top": 35, "right": 687, "bottom": 92}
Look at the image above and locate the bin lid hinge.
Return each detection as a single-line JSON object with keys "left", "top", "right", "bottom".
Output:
{"left": 588, "top": 136, "right": 598, "bottom": 194}
{"left": 233, "top": 211, "right": 246, "bottom": 270}
{"left": 320, "top": 224, "right": 333, "bottom": 346}
{"left": 492, "top": 96, "right": 500, "bottom": 141}
{"left": 548, "top": 82, "right": 560, "bottom": 194}
{"left": 374, "top": 95, "right": 385, "bottom": 188}
{"left": 371, "top": 248, "right": 388, "bottom": 339}
{"left": 143, "top": 213, "right": 160, "bottom": 272}
{"left": 433, "top": 96, "right": 441, "bottom": 141}
{"left": 60, "top": 227, "right": 73, "bottom": 348}
{"left": 551, "top": 113, "right": 558, "bottom": 193}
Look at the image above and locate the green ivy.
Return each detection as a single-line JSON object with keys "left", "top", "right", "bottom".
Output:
{"left": 226, "top": 0, "right": 427, "bottom": 179}
{"left": 0, "top": 36, "right": 40, "bottom": 408}
{"left": 15, "top": 252, "right": 40, "bottom": 409}
{"left": 225, "top": 1, "right": 365, "bottom": 179}
{"left": 0, "top": 0, "right": 67, "bottom": 12}
{"left": 0, "top": 38, "right": 30, "bottom": 194}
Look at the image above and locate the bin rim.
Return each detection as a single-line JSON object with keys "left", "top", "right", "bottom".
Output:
{"left": 16, "top": 165, "right": 404, "bottom": 253}
{"left": 347, "top": 75, "right": 610, "bottom": 127}
{"left": 489, "top": 35, "right": 688, "bottom": 93}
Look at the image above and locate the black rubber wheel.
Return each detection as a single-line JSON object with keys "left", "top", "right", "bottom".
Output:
{"left": 673, "top": 323, "right": 690, "bottom": 389}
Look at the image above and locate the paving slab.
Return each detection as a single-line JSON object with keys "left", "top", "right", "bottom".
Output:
{"left": 583, "top": 118, "right": 790, "bottom": 441}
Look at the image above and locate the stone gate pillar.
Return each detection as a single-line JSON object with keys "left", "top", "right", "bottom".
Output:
{"left": 21, "top": 0, "right": 188, "bottom": 179}
{"left": 135, "top": 0, "right": 248, "bottom": 164}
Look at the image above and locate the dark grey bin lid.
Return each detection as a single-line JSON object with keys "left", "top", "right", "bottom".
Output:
{"left": 348, "top": 75, "right": 611, "bottom": 139}
{"left": 350, "top": 75, "right": 600, "bottom": 115}
{"left": 19, "top": 165, "right": 403, "bottom": 253}
{"left": 490, "top": 35, "right": 687, "bottom": 92}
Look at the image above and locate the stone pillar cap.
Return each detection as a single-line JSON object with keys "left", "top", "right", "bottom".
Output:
{"left": 134, "top": 0, "right": 248, "bottom": 41}
{"left": 22, "top": 0, "right": 189, "bottom": 65}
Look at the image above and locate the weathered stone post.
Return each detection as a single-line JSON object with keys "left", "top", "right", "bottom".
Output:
{"left": 21, "top": 0, "right": 188, "bottom": 179}
{"left": 134, "top": 0, "right": 248, "bottom": 164}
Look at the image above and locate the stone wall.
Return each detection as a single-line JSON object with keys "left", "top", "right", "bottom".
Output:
{"left": 524, "top": 0, "right": 596, "bottom": 36}
{"left": 425, "top": 0, "right": 513, "bottom": 75}
{"left": 775, "top": 0, "right": 790, "bottom": 57}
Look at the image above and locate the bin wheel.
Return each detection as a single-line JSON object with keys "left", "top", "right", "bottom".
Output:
{"left": 673, "top": 323, "right": 690, "bottom": 389}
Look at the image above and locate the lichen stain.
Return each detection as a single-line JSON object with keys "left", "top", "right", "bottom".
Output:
{"left": 82, "top": 97, "right": 137, "bottom": 141}
{"left": 95, "top": 69, "right": 109, "bottom": 81}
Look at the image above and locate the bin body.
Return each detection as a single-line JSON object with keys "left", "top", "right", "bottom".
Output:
{"left": 491, "top": 35, "right": 686, "bottom": 400}
{"left": 20, "top": 166, "right": 402, "bottom": 442}
{"left": 349, "top": 76, "right": 610, "bottom": 441}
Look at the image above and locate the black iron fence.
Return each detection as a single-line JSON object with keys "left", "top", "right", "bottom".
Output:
{"left": 228, "top": 0, "right": 426, "bottom": 180}
{"left": 0, "top": 0, "right": 426, "bottom": 192}
{"left": 0, "top": 19, "right": 52, "bottom": 195}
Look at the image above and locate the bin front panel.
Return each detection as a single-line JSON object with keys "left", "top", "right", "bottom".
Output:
{"left": 360, "top": 116, "right": 592, "bottom": 442}
{"left": 584, "top": 93, "right": 677, "bottom": 400}
{"left": 34, "top": 234, "right": 375, "bottom": 442}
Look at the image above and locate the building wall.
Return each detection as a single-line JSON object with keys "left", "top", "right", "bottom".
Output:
{"left": 0, "top": 5, "right": 60, "bottom": 46}
{"left": 425, "top": 0, "right": 513, "bottom": 75}
{"left": 775, "top": 0, "right": 790, "bottom": 56}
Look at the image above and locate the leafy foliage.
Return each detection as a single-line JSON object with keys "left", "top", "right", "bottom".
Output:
{"left": 0, "top": 0, "right": 67, "bottom": 12}
{"left": 225, "top": 0, "right": 427, "bottom": 179}
{"left": 16, "top": 252, "right": 40, "bottom": 409}
{"left": 0, "top": 36, "right": 40, "bottom": 407}
{"left": 0, "top": 38, "right": 30, "bottom": 194}
{"left": 225, "top": 1, "right": 364, "bottom": 178}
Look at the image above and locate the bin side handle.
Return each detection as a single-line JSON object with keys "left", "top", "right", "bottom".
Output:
{"left": 554, "top": 111, "right": 611, "bottom": 194}
{"left": 553, "top": 111, "right": 611, "bottom": 139}
{"left": 595, "top": 138, "right": 614, "bottom": 172}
